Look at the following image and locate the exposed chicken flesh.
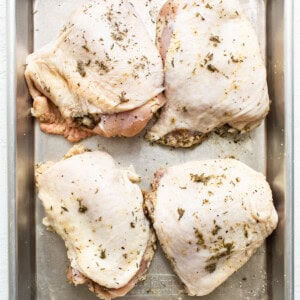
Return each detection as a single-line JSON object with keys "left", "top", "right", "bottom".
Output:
{"left": 145, "top": 159, "right": 278, "bottom": 296}
{"left": 36, "top": 145, "right": 156, "bottom": 299}
{"left": 146, "top": 0, "right": 269, "bottom": 147}
{"left": 25, "top": 0, "right": 164, "bottom": 142}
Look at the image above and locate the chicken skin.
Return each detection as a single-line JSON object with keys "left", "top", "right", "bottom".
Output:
{"left": 146, "top": 0, "right": 269, "bottom": 147}
{"left": 25, "top": 0, "right": 164, "bottom": 142}
{"left": 145, "top": 159, "right": 278, "bottom": 296}
{"left": 130, "top": 0, "right": 168, "bottom": 41}
{"left": 36, "top": 145, "right": 155, "bottom": 299}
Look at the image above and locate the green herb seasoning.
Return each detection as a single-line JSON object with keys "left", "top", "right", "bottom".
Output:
{"left": 207, "top": 64, "right": 219, "bottom": 73}
{"left": 209, "top": 36, "right": 220, "bottom": 43}
{"left": 212, "top": 224, "right": 222, "bottom": 236}
{"left": 95, "top": 60, "right": 110, "bottom": 73}
{"left": 81, "top": 45, "right": 90, "bottom": 52}
{"left": 77, "top": 198, "right": 88, "bottom": 213}
{"left": 190, "top": 173, "right": 212, "bottom": 184}
{"left": 177, "top": 208, "right": 185, "bottom": 221}
{"left": 205, "top": 263, "right": 216, "bottom": 273}
{"left": 130, "top": 222, "right": 136, "bottom": 228}
{"left": 61, "top": 206, "right": 69, "bottom": 212}
{"left": 76, "top": 61, "right": 86, "bottom": 77}
{"left": 194, "top": 229, "right": 205, "bottom": 247}
{"left": 100, "top": 249, "right": 106, "bottom": 259}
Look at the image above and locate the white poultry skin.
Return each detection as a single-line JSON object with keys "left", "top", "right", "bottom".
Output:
{"left": 145, "top": 159, "right": 278, "bottom": 296}
{"left": 146, "top": 0, "right": 269, "bottom": 147}
{"left": 130, "top": 0, "right": 169, "bottom": 42}
{"left": 25, "top": 0, "right": 164, "bottom": 142}
{"left": 36, "top": 145, "right": 156, "bottom": 300}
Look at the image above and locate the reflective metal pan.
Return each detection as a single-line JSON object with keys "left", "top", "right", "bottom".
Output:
{"left": 7, "top": 0, "right": 294, "bottom": 299}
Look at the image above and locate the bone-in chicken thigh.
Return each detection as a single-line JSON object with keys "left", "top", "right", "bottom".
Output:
{"left": 25, "top": 0, "right": 164, "bottom": 142}
{"left": 36, "top": 146, "right": 155, "bottom": 299}
{"left": 145, "top": 159, "right": 278, "bottom": 296}
{"left": 146, "top": 0, "right": 269, "bottom": 147}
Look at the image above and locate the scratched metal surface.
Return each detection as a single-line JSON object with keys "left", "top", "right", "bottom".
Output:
{"left": 33, "top": 0, "right": 269, "bottom": 299}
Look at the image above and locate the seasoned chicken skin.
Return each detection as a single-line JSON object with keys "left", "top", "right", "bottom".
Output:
{"left": 36, "top": 146, "right": 155, "bottom": 299}
{"left": 25, "top": 0, "right": 164, "bottom": 142}
{"left": 130, "top": 0, "right": 168, "bottom": 41}
{"left": 146, "top": 0, "right": 269, "bottom": 147}
{"left": 145, "top": 159, "right": 278, "bottom": 296}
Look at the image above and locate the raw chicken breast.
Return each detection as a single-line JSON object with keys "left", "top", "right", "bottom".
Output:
{"left": 146, "top": 0, "right": 269, "bottom": 147}
{"left": 145, "top": 159, "right": 278, "bottom": 296}
{"left": 25, "top": 0, "right": 164, "bottom": 142}
{"left": 36, "top": 145, "right": 155, "bottom": 299}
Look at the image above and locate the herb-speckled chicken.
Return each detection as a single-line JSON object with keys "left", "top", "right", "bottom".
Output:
{"left": 145, "top": 159, "right": 278, "bottom": 296}
{"left": 25, "top": 0, "right": 164, "bottom": 142}
{"left": 146, "top": 0, "right": 269, "bottom": 147}
{"left": 36, "top": 145, "right": 155, "bottom": 299}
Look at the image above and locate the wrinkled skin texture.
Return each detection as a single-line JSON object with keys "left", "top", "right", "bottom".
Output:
{"left": 146, "top": 0, "right": 269, "bottom": 147}
{"left": 36, "top": 146, "right": 155, "bottom": 299}
{"left": 145, "top": 159, "right": 278, "bottom": 296}
{"left": 130, "top": 0, "right": 168, "bottom": 41}
{"left": 25, "top": 0, "right": 164, "bottom": 142}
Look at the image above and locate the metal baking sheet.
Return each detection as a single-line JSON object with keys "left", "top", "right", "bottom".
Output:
{"left": 7, "top": 0, "right": 294, "bottom": 299}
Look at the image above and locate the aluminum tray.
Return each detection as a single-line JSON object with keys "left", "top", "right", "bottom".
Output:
{"left": 7, "top": 0, "right": 294, "bottom": 299}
